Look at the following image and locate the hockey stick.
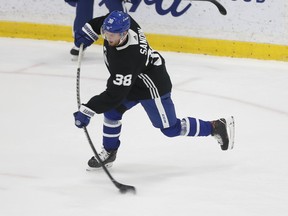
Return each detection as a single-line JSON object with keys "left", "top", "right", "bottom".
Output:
{"left": 76, "top": 44, "right": 136, "bottom": 194}
{"left": 184, "top": 0, "right": 227, "bottom": 15}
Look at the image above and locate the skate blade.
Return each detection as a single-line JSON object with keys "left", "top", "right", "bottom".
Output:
{"left": 86, "top": 162, "right": 113, "bottom": 171}
{"left": 226, "top": 116, "right": 235, "bottom": 150}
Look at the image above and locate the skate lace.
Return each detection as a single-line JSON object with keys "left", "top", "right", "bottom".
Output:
{"left": 212, "top": 119, "right": 226, "bottom": 146}
{"left": 98, "top": 148, "right": 110, "bottom": 161}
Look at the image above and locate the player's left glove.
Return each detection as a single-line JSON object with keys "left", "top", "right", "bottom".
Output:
{"left": 75, "top": 23, "right": 99, "bottom": 48}
{"left": 73, "top": 105, "right": 96, "bottom": 128}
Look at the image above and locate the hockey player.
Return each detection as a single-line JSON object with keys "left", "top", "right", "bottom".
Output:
{"left": 73, "top": 11, "right": 235, "bottom": 169}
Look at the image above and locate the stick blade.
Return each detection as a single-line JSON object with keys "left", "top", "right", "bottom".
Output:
{"left": 218, "top": 6, "right": 227, "bottom": 15}
{"left": 116, "top": 182, "right": 137, "bottom": 194}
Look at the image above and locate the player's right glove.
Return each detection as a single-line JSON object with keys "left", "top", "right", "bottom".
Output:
{"left": 75, "top": 23, "right": 99, "bottom": 48}
{"left": 73, "top": 105, "right": 96, "bottom": 128}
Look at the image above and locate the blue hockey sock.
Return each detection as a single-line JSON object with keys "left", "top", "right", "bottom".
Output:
{"left": 102, "top": 117, "right": 122, "bottom": 151}
{"left": 181, "top": 117, "right": 212, "bottom": 136}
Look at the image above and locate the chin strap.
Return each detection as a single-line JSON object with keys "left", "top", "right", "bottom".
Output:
{"left": 118, "top": 31, "right": 129, "bottom": 46}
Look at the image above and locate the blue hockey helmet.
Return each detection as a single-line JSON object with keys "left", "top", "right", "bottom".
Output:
{"left": 102, "top": 11, "right": 130, "bottom": 33}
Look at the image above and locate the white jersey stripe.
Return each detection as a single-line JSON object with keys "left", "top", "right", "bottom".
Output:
{"left": 138, "top": 73, "right": 160, "bottom": 99}
{"left": 143, "top": 74, "right": 159, "bottom": 98}
{"left": 140, "top": 75, "right": 156, "bottom": 98}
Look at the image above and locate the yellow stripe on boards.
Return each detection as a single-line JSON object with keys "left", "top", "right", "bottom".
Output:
{"left": 0, "top": 21, "right": 287, "bottom": 61}
{"left": 0, "top": 21, "right": 73, "bottom": 41}
{"left": 147, "top": 34, "right": 288, "bottom": 61}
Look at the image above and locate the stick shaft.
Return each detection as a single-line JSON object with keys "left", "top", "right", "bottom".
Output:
{"left": 76, "top": 44, "right": 136, "bottom": 193}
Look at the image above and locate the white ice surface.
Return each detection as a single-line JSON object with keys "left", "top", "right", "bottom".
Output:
{"left": 0, "top": 38, "right": 288, "bottom": 216}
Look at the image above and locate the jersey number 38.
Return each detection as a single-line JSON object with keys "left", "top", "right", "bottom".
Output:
{"left": 113, "top": 74, "right": 132, "bottom": 86}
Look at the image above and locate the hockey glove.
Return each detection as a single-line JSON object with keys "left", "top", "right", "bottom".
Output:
{"left": 75, "top": 23, "right": 98, "bottom": 48}
{"left": 73, "top": 105, "right": 96, "bottom": 128}
{"left": 64, "top": 0, "right": 77, "bottom": 7}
